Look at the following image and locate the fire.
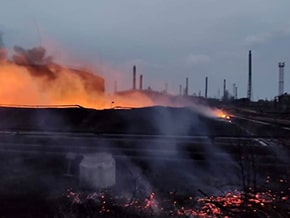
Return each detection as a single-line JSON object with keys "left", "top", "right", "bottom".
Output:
{"left": 211, "top": 108, "right": 231, "bottom": 120}
{"left": 0, "top": 59, "right": 157, "bottom": 109}
{"left": 0, "top": 44, "right": 165, "bottom": 109}
{"left": 0, "top": 46, "right": 242, "bottom": 111}
{"left": 0, "top": 61, "right": 99, "bottom": 108}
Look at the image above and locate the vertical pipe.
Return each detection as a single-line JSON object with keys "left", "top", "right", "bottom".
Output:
{"left": 223, "top": 79, "right": 226, "bottom": 100}
{"left": 233, "top": 83, "right": 236, "bottom": 99}
{"left": 139, "top": 74, "right": 143, "bottom": 90}
{"left": 185, "top": 77, "right": 188, "bottom": 96}
{"left": 205, "top": 76, "right": 208, "bottom": 98}
{"left": 247, "top": 50, "right": 252, "bottom": 100}
{"left": 133, "top": 65, "right": 136, "bottom": 90}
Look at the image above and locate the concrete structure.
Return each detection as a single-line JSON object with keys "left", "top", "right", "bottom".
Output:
{"left": 79, "top": 152, "right": 116, "bottom": 189}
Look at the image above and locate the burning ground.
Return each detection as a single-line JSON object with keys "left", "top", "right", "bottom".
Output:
{"left": 0, "top": 106, "right": 290, "bottom": 217}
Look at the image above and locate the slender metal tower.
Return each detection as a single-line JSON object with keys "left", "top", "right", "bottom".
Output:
{"left": 278, "top": 62, "right": 285, "bottom": 96}
{"left": 247, "top": 50, "right": 252, "bottom": 100}
{"left": 139, "top": 74, "right": 143, "bottom": 90}
{"left": 133, "top": 65, "right": 136, "bottom": 90}
{"left": 205, "top": 76, "right": 208, "bottom": 98}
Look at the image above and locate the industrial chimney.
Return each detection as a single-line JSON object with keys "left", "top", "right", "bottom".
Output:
{"left": 133, "top": 65, "right": 136, "bottom": 90}
{"left": 278, "top": 62, "right": 285, "bottom": 96}
{"left": 232, "top": 83, "right": 236, "bottom": 99}
{"left": 247, "top": 50, "right": 252, "bottom": 100}
{"left": 223, "top": 79, "right": 226, "bottom": 100}
{"left": 139, "top": 74, "right": 143, "bottom": 90}
{"left": 185, "top": 77, "right": 189, "bottom": 96}
{"left": 205, "top": 76, "right": 208, "bottom": 98}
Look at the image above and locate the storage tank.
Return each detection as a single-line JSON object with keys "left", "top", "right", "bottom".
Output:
{"left": 79, "top": 152, "right": 116, "bottom": 189}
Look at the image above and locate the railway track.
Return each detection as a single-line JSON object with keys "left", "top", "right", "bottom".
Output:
{"left": 0, "top": 130, "right": 288, "bottom": 168}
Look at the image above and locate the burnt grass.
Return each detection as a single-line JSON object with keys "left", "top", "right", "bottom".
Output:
{"left": 0, "top": 106, "right": 290, "bottom": 217}
{"left": 0, "top": 106, "right": 244, "bottom": 136}
{"left": 0, "top": 148, "right": 289, "bottom": 217}
{"left": 0, "top": 161, "right": 289, "bottom": 218}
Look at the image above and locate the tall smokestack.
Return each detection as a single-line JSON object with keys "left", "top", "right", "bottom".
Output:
{"left": 139, "top": 74, "right": 143, "bottom": 90}
{"left": 179, "top": 85, "right": 182, "bottom": 96}
{"left": 223, "top": 79, "right": 226, "bottom": 99}
{"left": 133, "top": 65, "right": 136, "bottom": 90}
{"left": 247, "top": 50, "right": 252, "bottom": 100}
{"left": 233, "top": 83, "right": 236, "bottom": 99}
{"left": 278, "top": 62, "right": 285, "bottom": 96}
{"left": 205, "top": 76, "right": 208, "bottom": 98}
{"left": 185, "top": 77, "right": 188, "bottom": 96}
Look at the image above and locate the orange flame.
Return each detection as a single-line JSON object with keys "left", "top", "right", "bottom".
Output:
{"left": 0, "top": 61, "right": 158, "bottom": 109}
{"left": 1, "top": 45, "right": 235, "bottom": 112}
{"left": 211, "top": 109, "right": 231, "bottom": 120}
{"left": 0, "top": 58, "right": 235, "bottom": 115}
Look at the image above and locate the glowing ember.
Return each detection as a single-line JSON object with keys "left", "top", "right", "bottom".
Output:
{"left": 211, "top": 108, "right": 232, "bottom": 121}
{"left": 64, "top": 187, "right": 290, "bottom": 217}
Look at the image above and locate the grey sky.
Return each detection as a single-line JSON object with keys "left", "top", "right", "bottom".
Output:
{"left": 1, "top": 0, "right": 290, "bottom": 100}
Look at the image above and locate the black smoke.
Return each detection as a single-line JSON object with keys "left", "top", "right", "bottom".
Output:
{"left": 12, "top": 45, "right": 53, "bottom": 66}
